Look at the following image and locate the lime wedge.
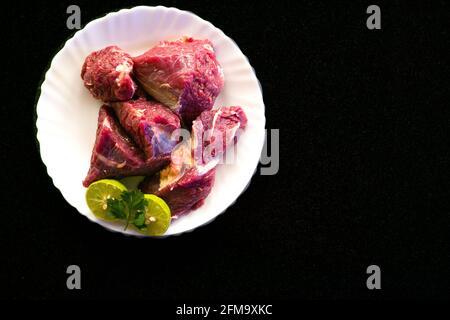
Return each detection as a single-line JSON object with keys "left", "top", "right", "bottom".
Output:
{"left": 85, "top": 179, "right": 127, "bottom": 220}
{"left": 140, "top": 194, "right": 171, "bottom": 236}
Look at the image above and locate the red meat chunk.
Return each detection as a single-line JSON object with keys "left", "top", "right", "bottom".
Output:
{"left": 82, "top": 105, "right": 168, "bottom": 187}
{"left": 133, "top": 37, "right": 224, "bottom": 125}
{"left": 140, "top": 166, "right": 216, "bottom": 219}
{"left": 192, "top": 106, "right": 247, "bottom": 166}
{"left": 81, "top": 46, "right": 137, "bottom": 102}
{"left": 111, "top": 98, "right": 181, "bottom": 159}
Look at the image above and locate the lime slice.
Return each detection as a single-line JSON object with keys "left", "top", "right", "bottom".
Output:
{"left": 85, "top": 179, "right": 127, "bottom": 220}
{"left": 140, "top": 194, "right": 171, "bottom": 236}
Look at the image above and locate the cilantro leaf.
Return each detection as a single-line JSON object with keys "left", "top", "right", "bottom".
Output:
{"left": 106, "top": 198, "right": 126, "bottom": 220}
{"left": 106, "top": 190, "right": 148, "bottom": 231}
{"left": 133, "top": 211, "right": 146, "bottom": 229}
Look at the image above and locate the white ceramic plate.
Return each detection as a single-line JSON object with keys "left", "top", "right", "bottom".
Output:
{"left": 36, "top": 6, "right": 265, "bottom": 236}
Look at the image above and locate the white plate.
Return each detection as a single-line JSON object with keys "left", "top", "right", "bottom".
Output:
{"left": 36, "top": 6, "right": 265, "bottom": 236}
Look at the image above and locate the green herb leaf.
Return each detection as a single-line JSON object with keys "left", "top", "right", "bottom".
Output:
{"left": 133, "top": 211, "right": 146, "bottom": 229}
{"left": 106, "top": 190, "right": 148, "bottom": 231}
{"left": 106, "top": 198, "right": 126, "bottom": 220}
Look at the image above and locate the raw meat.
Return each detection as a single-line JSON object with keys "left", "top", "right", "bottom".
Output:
{"left": 81, "top": 46, "right": 137, "bottom": 102}
{"left": 133, "top": 37, "right": 224, "bottom": 125}
{"left": 132, "top": 84, "right": 149, "bottom": 100}
{"left": 140, "top": 165, "right": 216, "bottom": 218}
{"left": 82, "top": 105, "right": 168, "bottom": 187}
{"left": 111, "top": 98, "right": 181, "bottom": 158}
{"left": 139, "top": 106, "right": 247, "bottom": 217}
{"left": 192, "top": 106, "right": 248, "bottom": 166}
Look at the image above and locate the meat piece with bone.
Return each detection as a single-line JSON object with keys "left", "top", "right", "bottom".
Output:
{"left": 133, "top": 37, "right": 224, "bottom": 125}
{"left": 139, "top": 106, "right": 247, "bottom": 217}
{"left": 81, "top": 46, "right": 137, "bottom": 102}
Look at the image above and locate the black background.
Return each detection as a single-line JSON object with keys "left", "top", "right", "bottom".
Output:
{"left": 0, "top": 0, "right": 449, "bottom": 300}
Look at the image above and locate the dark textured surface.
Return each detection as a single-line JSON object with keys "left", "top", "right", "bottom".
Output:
{"left": 0, "top": 1, "right": 449, "bottom": 300}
